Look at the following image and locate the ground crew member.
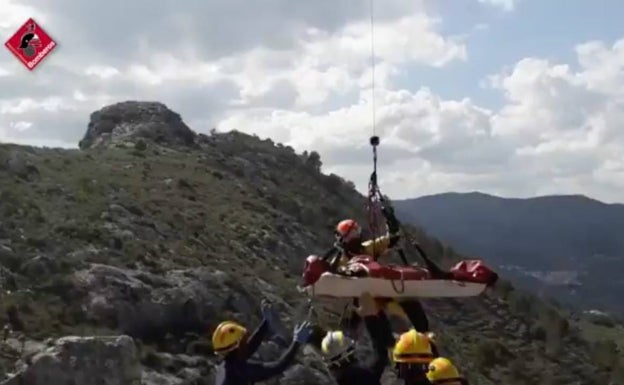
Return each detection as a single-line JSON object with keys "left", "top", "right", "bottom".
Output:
{"left": 212, "top": 302, "right": 313, "bottom": 385}
{"left": 426, "top": 357, "right": 469, "bottom": 384}
{"left": 318, "top": 292, "right": 394, "bottom": 385}
{"left": 392, "top": 329, "right": 439, "bottom": 384}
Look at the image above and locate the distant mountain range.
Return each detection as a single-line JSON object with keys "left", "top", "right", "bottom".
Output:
{"left": 394, "top": 192, "right": 624, "bottom": 315}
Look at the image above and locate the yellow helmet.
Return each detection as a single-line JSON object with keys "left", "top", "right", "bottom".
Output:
{"left": 392, "top": 329, "right": 434, "bottom": 363}
{"left": 321, "top": 330, "right": 355, "bottom": 365}
{"left": 426, "top": 357, "right": 462, "bottom": 383}
{"left": 212, "top": 321, "right": 248, "bottom": 355}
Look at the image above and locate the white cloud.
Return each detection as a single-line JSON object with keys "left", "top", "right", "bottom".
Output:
{"left": 220, "top": 36, "right": 624, "bottom": 203}
{"left": 0, "top": 97, "right": 75, "bottom": 114}
{"left": 477, "top": 0, "right": 516, "bottom": 12}
{"left": 9, "top": 120, "right": 31, "bottom": 132}
{"left": 302, "top": 15, "right": 466, "bottom": 69}
{"left": 0, "top": 0, "right": 45, "bottom": 31}
{"left": 0, "top": 1, "right": 623, "bottom": 204}
{"left": 84, "top": 66, "right": 120, "bottom": 80}
{"left": 575, "top": 39, "right": 624, "bottom": 95}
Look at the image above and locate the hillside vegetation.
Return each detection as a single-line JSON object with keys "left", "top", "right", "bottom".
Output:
{"left": 0, "top": 101, "right": 622, "bottom": 384}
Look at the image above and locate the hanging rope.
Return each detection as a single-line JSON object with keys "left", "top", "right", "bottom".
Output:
{"left": 369, "top": 0, "right": 376, "bottom": 137}
{"left": 366, "top": 0, "right": 385, "bottom": 259}
{"left": 364, "top": 0, "right": 411, "bottom": 267}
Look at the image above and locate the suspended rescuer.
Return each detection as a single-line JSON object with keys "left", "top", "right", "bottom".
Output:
{"left": 318, "top": 292, "right": 395, "bottom": 385}
{"left": 392, "top": 328, "right": 440, "bottom": 385}
{"left": 324, "top": 197, "right": 401, "bottom": 269}
{"left": 426, "top": 357, "right": 469, "bottom": 385}
{"left": 323, "top": 199, "right": 431, "bottom": 334}
{"left": 212, "top": 300, "right": 314, "bottom": 385}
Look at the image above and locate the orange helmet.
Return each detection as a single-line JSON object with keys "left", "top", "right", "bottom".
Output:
{"left": 335, "top": 219, "right": 361, "bottom": 243}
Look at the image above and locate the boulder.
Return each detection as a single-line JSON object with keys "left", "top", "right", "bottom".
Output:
{"left": 0, "top": 150, "right": 40, "bottom": 181}
{"left": 78, "top": 101, "right": 196, "bottom": 150}
{"left": 2, "top": 335, "right": 141, "bottom": 385}
{"left": 70, "top": 264, "right": 256, "bottom": 342}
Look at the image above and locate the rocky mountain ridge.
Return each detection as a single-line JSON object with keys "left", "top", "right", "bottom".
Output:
{"left": 0, "top": 101, "right": 622, "bottom": 384}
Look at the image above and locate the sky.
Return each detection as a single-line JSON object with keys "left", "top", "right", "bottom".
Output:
{"left": 1, "top": 0, "right": 624, "bottom": 203}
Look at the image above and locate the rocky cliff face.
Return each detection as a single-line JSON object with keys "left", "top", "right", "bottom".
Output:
{"left": 0, "top": 101, "right": 621, "bottom": 385}
{"left": 78, "top": 101, "right": 196, "bottom": 150}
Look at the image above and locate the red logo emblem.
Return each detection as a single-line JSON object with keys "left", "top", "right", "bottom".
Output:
{"left": 4, "top": 18, "right": 57, "bottom": 71}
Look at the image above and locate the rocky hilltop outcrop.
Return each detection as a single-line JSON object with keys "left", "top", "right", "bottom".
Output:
{"left": 78, "top": 101, "right": 196, "bottom": 150}
{"left": 0, "top": 101, "right": 622, "bottom": 385}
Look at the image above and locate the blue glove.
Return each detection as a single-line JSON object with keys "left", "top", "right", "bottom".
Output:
{"left": 293, "top": 321, "right": 313, "bottom": 343}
